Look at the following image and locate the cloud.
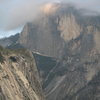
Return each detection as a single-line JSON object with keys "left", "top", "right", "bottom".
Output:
{"left": 0, "top": 0, "right": 58, "bottom": 30}
{"left": 0, "top": 0, "right": 100, "bottom": 31}
{"left": 61, "top": 0, "right": 100, "bottom": 11}
{"left": 0, "top": 0, "right": 42, "bottom": 30}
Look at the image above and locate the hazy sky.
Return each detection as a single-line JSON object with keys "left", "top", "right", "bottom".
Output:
{"left": 0, "top": 0, "right": 100, "bottom": 38}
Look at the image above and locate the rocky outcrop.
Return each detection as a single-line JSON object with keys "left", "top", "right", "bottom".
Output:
{"left": 0, "top": 47, "right": 45, "bottom": 100}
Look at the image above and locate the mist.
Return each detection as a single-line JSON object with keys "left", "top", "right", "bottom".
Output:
{"left": 0, "top": 0, "right": 100, "bottom": 31}
{"left": 0, "top": 0, "right": 49, "bottom": 30}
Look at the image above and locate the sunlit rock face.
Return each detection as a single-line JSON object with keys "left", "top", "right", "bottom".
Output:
{"left": 94, "top": 28, "right": 100, "bottom": 53}
{"left": 58, "top": 14, "right": 81, "bottom": 41}
{"left": 0, "top": 48, "right": 45, "bottom": 100}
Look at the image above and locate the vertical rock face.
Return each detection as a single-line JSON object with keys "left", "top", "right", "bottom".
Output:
{"left": 19, "top": 4, "right": 100, "bottom": 58}
{"left": 94, "top": 28, "right": 100, "bottom": 53}
{"left": 58, "top": 14, "right": 81, "bottom": 41}
{"left": 19, "top": 5, "right": 82, "bottom": 58}
{"left": 0, "top": 47, "right": 44, "bottom": 100}
{"left": 19, "top": 15, "right": 64, "bottom": 58}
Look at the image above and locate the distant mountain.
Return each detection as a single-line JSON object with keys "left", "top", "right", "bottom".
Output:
{"left": 0, "top": 33, "right": 19, "bottom": 47}
{"left": 19, "top": 3, "right": 100, "bottom": 58}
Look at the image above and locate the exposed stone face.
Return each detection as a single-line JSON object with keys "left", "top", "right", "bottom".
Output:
{"left": 58, "top": 14, "right": 81, "bottom": 41}
{"left": 0, "top": 48, "right": 45, "bottom": 100}
{"left": 19, "top": 24, "right": 30, "bottom": 46}
{"left": 94, "top": 28, "right": 100, "bottom": 53}
{"left": 19, "top": 15, "right": 65, "bottom": 58}
{"left": 19, "top": 4, "right": 100, "bottom": 58}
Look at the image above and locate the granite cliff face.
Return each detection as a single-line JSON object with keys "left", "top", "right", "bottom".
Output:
{"left": 34, "top": 35, "right": 100, "bottom": 100}
{"left": 0, "top": 47, "right": 44, "bottom": 100}
{"left": 19, "top": 4, "right": 100, "bottom": 58}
